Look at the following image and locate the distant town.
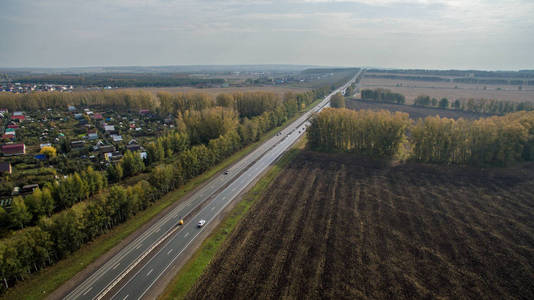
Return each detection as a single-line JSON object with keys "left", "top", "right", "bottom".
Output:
{"left": 0, "top": 83, "right": 75, "bottom": 93}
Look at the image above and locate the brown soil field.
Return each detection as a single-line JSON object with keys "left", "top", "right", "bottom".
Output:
{"left": 346, "top": 99, "right": 491, "bottom": 120}
{"left": 187, "top": 151, "right": 534, "bottom": 299}
{"left": 360, "top": 75, "right": 534, "bottom": 104}
{"left": 119, "top": 86, "right": 310, "bottom": 97}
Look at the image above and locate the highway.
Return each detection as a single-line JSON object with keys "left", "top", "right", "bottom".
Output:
{"left": 63, "top": 69, "right": 364, "bottom": 300}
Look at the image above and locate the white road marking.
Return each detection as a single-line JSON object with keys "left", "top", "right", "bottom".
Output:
{"left": 154, "top": 227, "right": 161, "bottom": 233}
{"left": 82, "top": 286, "right": 93, "bottom": 296}
{"left": 184, "top": 232, "right": 190, "bottom": 237}
{"left": 112, "top": 262, "right": 120, "bottom": 270}
{"left": 211, "top": 206, "right": 215, "bottom": 210}
{"left": 135, "top": 243, "right": 142, "bottom": 250}
{"left": 167, "top": 248, "right": 174, "bottom": 255}
{"left": 123, "top": 295, "right": 129, "bottom": 300}
{"left": 146, "top": 269, "right": 153, "bottom": 276}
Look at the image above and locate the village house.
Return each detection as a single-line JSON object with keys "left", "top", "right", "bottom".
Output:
{"left": 11, "top": 112, "right": 25, "bottom": 122}
{"left": 0, "top": 162, "right": 12, "bottom": 174}
{"left": 99, "top": 145, "right": 116, "bottom": 154}
{"left": 2, "top": 134, "right": 15, "bottom": 140}
{"left": 126, "top": 143, "right": 141, "bottom": 152}
{"left": 1, "top": 143, "right": 26, "bottom": 156}
{"left": 110, "top": 151, "right": 123, "bottom": 162}
{"left": 71, "top": 140, "right": 85, "bottom": 149}
{"left": 111, "top": 134, "right": 123, "bottom": 142}
{"left": 104, "top": 125, "right": 116, "bottom": 134}
{"left": 40, "top": 143, "right": 52, "bottom": 149}
{"left": 22, "top": 184, "right": 39, "bottom": 194}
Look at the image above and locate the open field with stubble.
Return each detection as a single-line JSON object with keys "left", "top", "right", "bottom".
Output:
{"left": 186, "top": 151, "right": 534, "bottom": 299}
{"left": 360, "top": 75, "right": 534, "bottom": 104}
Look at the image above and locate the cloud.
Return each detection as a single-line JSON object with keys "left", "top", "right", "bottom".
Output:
{"left": 0, "top": 0, "right": 533, "bottom": 69}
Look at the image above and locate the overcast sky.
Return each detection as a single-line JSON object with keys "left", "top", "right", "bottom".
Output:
{"left": 1, "top": 0, "right": 533, "bottom": 70}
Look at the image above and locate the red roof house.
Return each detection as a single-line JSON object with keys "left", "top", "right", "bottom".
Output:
{"left": 2, "top": 134, "right": 15, "bottom": 141}
{"left": 1, "top": 143, "right": 25, "bottom": 156}
{"left": 7, "top": 124, "right": 19, "bottom": 129}
{"left": 11, "top": 115, "right": 25, "bottom": 121}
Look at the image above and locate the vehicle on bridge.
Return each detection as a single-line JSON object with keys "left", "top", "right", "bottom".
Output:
{"left": 197, "top": 219, "right": 206, "bottom": 227}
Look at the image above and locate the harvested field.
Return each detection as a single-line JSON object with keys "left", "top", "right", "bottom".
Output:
{"left": 346, "top": 99, "right": 491, "bottom": 120}
{"left": 360, "top": 75, "right": 534, "bottom": 104}
{"left": 187, "top": 151, "right": 534, "bottom": 299}
{"left": 120, "top": 86, "right": 310, "bottom": 97}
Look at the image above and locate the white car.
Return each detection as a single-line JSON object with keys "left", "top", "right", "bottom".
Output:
{"left": 197, "top": 219, "right": 206, "bottom": 227}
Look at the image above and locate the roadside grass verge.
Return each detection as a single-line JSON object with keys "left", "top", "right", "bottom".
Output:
{"left": 159, "top": 138, "right": 306, "bottom": 300}
{"left": 4, "top": 103, "right": 317, "bottom": 300}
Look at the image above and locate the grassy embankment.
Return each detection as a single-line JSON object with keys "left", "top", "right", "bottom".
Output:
{"left": 159, "top": 138, "right": 306, "bottom": 300}
{"left": 3, "top": 98, "right": 320, "bottom": 300}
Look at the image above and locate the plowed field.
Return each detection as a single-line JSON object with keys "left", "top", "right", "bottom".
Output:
{"left": 187, "top": 151, "right": 534, "bottom": 299}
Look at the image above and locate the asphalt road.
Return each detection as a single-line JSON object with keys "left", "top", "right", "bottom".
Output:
{"left": 63, "top": 69, "right": 364, "bottom": 300}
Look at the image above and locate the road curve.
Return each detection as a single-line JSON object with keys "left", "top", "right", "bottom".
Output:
{"left": 63, "top": 69, "right": 364, "bottom": 300}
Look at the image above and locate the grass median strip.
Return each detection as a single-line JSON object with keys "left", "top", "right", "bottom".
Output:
{"left": 159, "top": 139, "right": 304, "bottom": 300}
{"left": 4, "top": 102, "right": 318, "bottom": 300}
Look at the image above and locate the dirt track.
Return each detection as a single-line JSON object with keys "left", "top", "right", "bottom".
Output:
{"left": 187, "top": 151, "right": 534, "bottom": 299}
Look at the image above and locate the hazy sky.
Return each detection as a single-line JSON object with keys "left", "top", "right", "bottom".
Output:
{"left": 1, "top": 0, "right": 533, "bottom": 70}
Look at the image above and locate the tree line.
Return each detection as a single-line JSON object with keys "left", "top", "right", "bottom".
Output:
{"left": 11, "top": 73, "right": 225, "bottom": 88}
{"left": 308, "top": 108, "right": 534, "bottom": 166}
{"left": 359, "top": 88, "right": 534, "bottom": 115}
{"left": 0, "top": 89, "right": 322, "bottom": 118}
{"left": 411, "top": 112, "right": 534, "bottom": 165}
{"left": 308, "top": 108, "right": 411, "bottom": 158}
{"left": 0, "top": 167, "right": 107, "bottom": 232}
{"left": 330, "top": 93, "right": 345, "bottom": 108}
{"left": 360, "top": 88, "right": 406, "bottom": 104}
{"left": 0, "top": 85, "right": 334, "bottom": 293}
{"left": 413, "top": 95, "right": 534, "bottom": 114}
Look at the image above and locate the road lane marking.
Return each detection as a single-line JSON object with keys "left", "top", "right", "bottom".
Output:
{"left": 112, "top": 262, "right": 120, "bottom": 270}
{"left": 146, "top": 269, "right": 153, "bottom": 276}
{"left": 185, "top": 232, "right": 190, "bottom": 237}
{"left": 222, "top": 196, "right": 227, "bottom": 200}
{"left": 154, "top": 227, "right": 161, "bottom": 233}
{"left": 135, "top": 243, "right": 142, "bottom": 250}
{"left": 123, "top": 295, "right": 129, "bottom": 300}
{"left": 211, "top": 206, "right": 215, "bottom": 210}
{"left": 83, "top": 286, "right": 93, "bottom": 296}
{"left": 167, "top": 248, "right": 174, "bottom": 255}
